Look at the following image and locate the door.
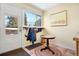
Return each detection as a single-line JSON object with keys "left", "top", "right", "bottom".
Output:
{"left": 0, "top": 4, "right": 22, "bottom": 54}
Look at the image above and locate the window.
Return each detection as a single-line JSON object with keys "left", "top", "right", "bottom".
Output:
{"left": 5, "top": 16, "right": 18, "bottom": 28}
{"left": 24, "top": 11, "right": 41, "bottom": 27}
{"left": 5, "top": 16, "right": 18, "bottom": 34}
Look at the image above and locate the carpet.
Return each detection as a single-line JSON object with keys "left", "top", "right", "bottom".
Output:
{"left": 26, "top": 44, "right": 75, "bottom": 56}
{"left": 31, "top": 46, "right": 62, "bottom": 56}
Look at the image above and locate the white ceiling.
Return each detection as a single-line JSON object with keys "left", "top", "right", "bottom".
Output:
{"left": 31, "top": 3, "right": 59, "bottom": 11}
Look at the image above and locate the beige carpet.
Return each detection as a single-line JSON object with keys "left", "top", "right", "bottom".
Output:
{"left": 29, "top": 44, "right": 75, "bottom": 56}
{"left": 31, "top": 46, "right": 62, "bottom": 56}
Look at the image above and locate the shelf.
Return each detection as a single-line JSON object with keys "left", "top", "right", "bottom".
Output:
{"left": 23, "top": 26, "right": 44, "bottom": 29}
{"left": 23, "top": 26, "right": 44, "bottom": 33}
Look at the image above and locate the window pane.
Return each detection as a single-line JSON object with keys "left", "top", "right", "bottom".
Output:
{"left": 5, "top": 16, "right": 18, "bottom": 35}
{"left": 34, "top": 15, "right": 41, "bottom": 26}
{"left": 24, "top": 12, "right": 41, "bottom": 26}
{"left": 5, "top": 16, "right": 18, "bottom": 28}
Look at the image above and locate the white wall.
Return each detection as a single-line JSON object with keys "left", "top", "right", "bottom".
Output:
{"left": 15, "top": 3, "right": 44, "bottom": 16}
{"left": 0, "top": 3, "right": 1, "bottom": 39}
{"left": 44, "top": 3, "right": 79, "bottom": 50}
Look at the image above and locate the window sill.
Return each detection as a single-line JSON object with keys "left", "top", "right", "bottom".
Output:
{"left": 5, "top": 28, "right": 18, "bottom": 30}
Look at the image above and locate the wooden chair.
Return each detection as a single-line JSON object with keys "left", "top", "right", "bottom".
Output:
{"left": 41, "top": 35, "right": 46, "bottom": 48}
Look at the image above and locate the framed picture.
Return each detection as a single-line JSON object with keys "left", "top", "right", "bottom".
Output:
{"left": 50, "top": 10, "right": 67, "bottom": 26}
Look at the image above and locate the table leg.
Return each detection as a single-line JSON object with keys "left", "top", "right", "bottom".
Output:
{"left": 40, "top": 39, "right": 54, "bottom": 54}
{"left": 47, "top": 39, "right": 49, "bottom": 48}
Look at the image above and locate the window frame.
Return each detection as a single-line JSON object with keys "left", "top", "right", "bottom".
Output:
{"left": 24, "top": 11, "right": 42, "bottom": 27}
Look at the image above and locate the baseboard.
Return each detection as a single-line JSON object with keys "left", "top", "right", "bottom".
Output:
{"left": 54, "top": 43, "right": 75, "bottom": 51}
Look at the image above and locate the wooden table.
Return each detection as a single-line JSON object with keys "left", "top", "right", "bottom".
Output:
{"left": 40, "top": 35, "right": 55, "bottom": 54}
{"left": 73, "top": 37, "right": 79, "bottom": 56}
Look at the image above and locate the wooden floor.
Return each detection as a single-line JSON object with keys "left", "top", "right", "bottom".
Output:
{"left": 0, "top": 43, "right": 41, "bottom": 56}
{"left": 0, "top": 48, "right": 30, "bottom": 56}
{"left": 0, "top": 43, "right": 75, "bottom": 56}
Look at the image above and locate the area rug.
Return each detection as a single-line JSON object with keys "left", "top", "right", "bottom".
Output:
{"left": 29, "top": 45, "right": 75, "bottom": 56}
{"left": 31, "top": 46, "right": 62, "bottom": 56}
{"left": 24, "top": 43, "right": 75, "bottom": 56}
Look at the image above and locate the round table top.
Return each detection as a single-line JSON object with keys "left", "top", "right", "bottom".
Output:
{"left": 41, "top": 35, "right": 55, "bottom": 39}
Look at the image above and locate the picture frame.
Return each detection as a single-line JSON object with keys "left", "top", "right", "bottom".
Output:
{"left": 50, "top": 10, "right": 67, "bottom": 26}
